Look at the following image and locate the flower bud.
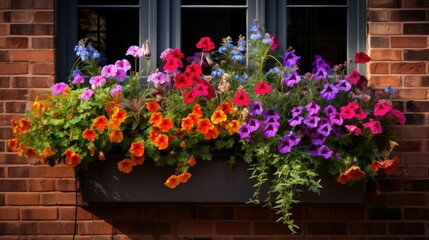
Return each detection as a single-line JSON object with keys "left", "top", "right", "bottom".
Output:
{"left": 142, "top": 40, "right": 151, "bottom": 59}
{"left": 98, "top": 151, "right": 105, "bottom": 161}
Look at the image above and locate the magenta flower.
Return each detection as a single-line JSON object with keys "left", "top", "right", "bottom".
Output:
{"left": 72, "top": 74, "right": 84, "bottom": 85}
{"left": 345, "top": 125, "right": 362, "bottom": 136}
{"left": 306, "top": 102, "right": 320, "bottom": 116}
{"left": 374, "top": 102, "right": 392, "bottom": 117}
{"left": 320, "top": 83, "right": 338, "bottom": 100}
{"left": 126, "top": 45, "right": 143, "bottom": 58}
{"left": 363, "top": 118, "right": 382, "bottom": 134}
{"left": 89, "top": 75, "right": 106, "bottom": 90}
{"left": 80, "top": 89, "right": 93, "bottom": 100}
{"left": 388, "top": 109, "right": 406, "bottom": 125}
{"left": 114, "top": 69, "right": 127, "bottom": 82}
{"left": 115, "top": 59, "right": 131, "bottom": 71}
{"left": 278, "top": 138, "right": 293, "bottom": 154}
{"left": 347, "top": 70, "right": 361, "bottom": 84}
{"left": 291, "top": 106, "right": 303, "bottom": 117}
{"left": 329, "top": 113, "right": 343, "bottom": 126}
{"left": 110, "top": 85, "right": 122, "bottom": 97}
{"left": 51, "top": 82, "right": 69, "bottom": 96}
{"left": 317, "top": 120, "right": 332, "bottom": 137}
{"left": 193, "top": 83, "right": 209, "bottom": 97}
{"left": 324, "top": 105, "right": 337, "bottom": 117}
{"left": 148, "top": 72, "right": 171, "bottom": 89}
{"left": 101, "top": 64, "right": 118, "bottom": 79}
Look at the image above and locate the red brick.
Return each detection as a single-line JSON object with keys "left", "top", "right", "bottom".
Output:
{"left": 216, "top": 222, "right": 251, "bottom": 235}
{"left": 405, "top": 49, "right": 429, "bottom": 61}
{"left": 403, "top": 127, "right": 429, "bottom": 138}
{"left": 78, "top": 221, "right": 114, "bottom": 235}
{"left": 306, "top": 222, "right": 347, "bottom": 235}
{"left": 370, "top": 49, "right": 402, "bottom": 61}
{"left": 0, "top": 76, "right": 10, "bottom": 87}
{"left": 0, "top": 222, "right": 38, "bottom": 234}
{"left": 32, "top": 37, "right": 53, "bottom": 49}
{"left": 58, "top": 207, "right": 93, "bottom": 220}
{"left": 235, "top": 206, "right": 271, "bottom": 220}
{"left": 369, "top": 23, "right": 401, "bottom": 35}
{"left": 0, "top": 127, "right": 13, "bottom": 138}
{"left": 198, "top": 206, "right": 234, "bottom": 220}
{"left": 370, "top": 76, "right": 401, "bottom": 87}
{"left": 33, "top": 0, "right": 54, "bottom": 9}
{"left": 390, "top": 10, "right": 426, "bottom": 21}
{"left": 1, "top": 11, "right": 30, "bottom": 23}
{"left": 391, "top": 37, "right": 427, "bottom": 48}
{"left": 38, "top": 222, "right": 75, "bottom": 235}
{"left": 3, "top": 37, "right": 28, "bottom": 48}
{"left": 10, "top": 24, "right": 54, "bottom": 35}
{"left": 12, "top": 76, "right": 53, "bottom": 88}
{"left": 369, "top": 10, "right": 389, "bottom": 22}
{"left": 28, "top": 178, "right": 56, "bottom": 191}
{"left": 404, "top": 24, "right": 429, "bottom": 35}
{"left": 369, "top": 63, "right": 389, "bottom": 74}
{"left": 8, "top": 165, "right": 75, "bottom": 178}
{"left": 91, "top": 206, "right": 142, "bottom": 221}
{"left": 390, "top": 193, "right": 427, "bottom": 206}
{"left": 0, "top": 179, "right": 27, "bottom": 191}
{"left": 368, "top": 0, "right": 400, "bottom": 8}
{"left": 0, "top": 0, "right": 10, "bottom": 9}
{"left": 403, "top": 153, "right": 429, "bottom": 165}
{"left": 6, "top": 193, "right": 40, "bottom": 205}
{"left": 40, "top": 192, "right": 76, "bottom": 205}
{"left": 391, "top": 63, "right": 426, "bottom": 74}
{"left": 389, "top": 222, "right": 426, "bottom": 235}
{"left": 398, "top": 140, "right": 422, "bottom": 151}
{"left": 0, "top": 207, "right": 19, "bottom": 219}
{"left": 403, "top": 0, "right": 429, "bottom": 7}
{"left": 33, "top": 11, "right": 54, "bottom": 22}
{"left": 32, "top": 62, "right": 55, "bottom": 75}
{"left": 175, "top": 221, "right": 212, "bottom": 235}
{"left": 370, "top": 37, "right": 389, "bottom": 48}
{"left": 20, "top": 207, "right": 57, "bottom": 220}
{"left": 404, "top": 208, "right": 429, "bottom": 220}
{"left": 10, "top": 50, "right": 54, "bottom": 61}
{"left": 55, "top": 179, "right": 77, "bottom": 191}
{"left": 0, "top": 25, "right": 7, "bottom": 36}
{"left": 349, "top": 222, "right": 387, "bottom": 235}
{"left": 407, "top": 166, "right": 428, "bottom": 178}
{"left": 28, "top": 88, "right": 50, "bottom": 101}
{"left": 0, "top": 63, "right": 28, "bottom": 75}
{"left": 404, "top": 76, "right": 429, "bottom": 87}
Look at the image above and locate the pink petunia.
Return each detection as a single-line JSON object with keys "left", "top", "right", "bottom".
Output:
{"left": 347, "top": 70, "right": 361, "bottom": 84}
{"left": 374, "top": 102, "right": 392, "bottom": 117}
{"left": 80, "top": 89, "right": 93, "bottom": 100}
{"left": 51, "top": 82, "right": 69, "bottom": 96}
{"left": 115, "top": 59, "right": 131, "bottom": 71}
{"left": 254, "top": 81, "right": 272, "bottom": 95}
{"left": 193, "top": 83, "right": 208, "bottom": 97}
{"left": 89, "top": 75, "right": 106, "bottom": 90}
{"left": 114, "top": 69, "right": 127, "bottom": 82}
{"left": 72, "top": 74, "right": 84, "bottom": 85}
{"left": 345, "top": 125, "right": 362, "bottom": 136}
{"left": 233, "top": 90, "right": 250, "bottom": 106}
{"left": 363, "top": 118, "right": 382, "bottom": 134}
{"left": 101, "top": 64, "right": 118, "bottom": 79}
{"left": 110, "top": 85, "right": 122, "bottom": 97}
{"left": 183, "top": 90, "right": 195, "bottom": 104}
{"left": 340, "top": 105, "right": 355, "bottom": 119}
{"left": 126, "top": 45, "right": 143, "bottom": 58}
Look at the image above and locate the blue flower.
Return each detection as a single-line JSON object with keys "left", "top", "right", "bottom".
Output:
{"left": 384, "top": 86, "right": 394, "bottom": 94}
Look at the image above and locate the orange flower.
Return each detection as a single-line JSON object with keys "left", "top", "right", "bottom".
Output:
{"left": 109, "top": 130, "right": 123, "bottom": 143}
{"left": 149, "top": 112, "right": 163, "bottom": 125}
{"left": 63, "top": 87, "right": 71, "bottom": 95}
{"left": 370, "top": 156, "right": 399, "bottom": 175}
{"left": 179, "top": 172, "right": 192, "bottom": 183}
{"left": 130, "top": 155, "right": 145, "bottom": 166}
{"left": 225, "top": 120, "right": 241, "bottom": 135}
{"left": 106, "top": 101, "right": 120, "bottom": 115}
{"left": 129, "top": 141, "right": 145, "bottom": 157}
{"left": 10, "top": 119, "right": 20, "bottom": 136}
{"left": 93, "top": 116, "right": 108, "bottom": 132}
{"left": 82, "top": 128, "right": 96, "bottom": 142}
{"left": 181, "top": 117, "right": 194, "bottom": 131}
{"left": 17, "top": 142, "right": 27, "bottom": 157}
{"left": 118, "top": 159, "right": 133, "bottom": 173}
{"left": 204, "top": 127, "right": 219, "bottom": 140}
{"left": 65, "top": 152, "right": 81, "bottom": 167}
{"left": 7, "top": 138, "right": 18, "bottom": 152}
{"left": 337, "top": 165, "right": 366, "bottom": 184}
{"left": 211, "top": 110, "right": 227, "bottom": 124}
{"left": 164, "top": 175, "right": 181, "bottom": 189}
{"left": 155, "top": 134, "right": 169, "bottom": 149}
{"left": 197, "top": 118, "right": 214, "bottom": 134}
{"left": 107, "top": 119, "right": 121, "bottom": 131}
{"left": 25, "top": 147, "right": 37, "bottom": 159}
{"left": 187, "top": 113, "right": 199, "bottom": 125}
{"left": 157, "top": 117, "right": 174, "bottom": 132}
{"left": 40, "top": 145, "right": 55, "bottom": 159}
{"left": 146, "top": 100, "right": 160, "bottom": 113}
{"left": 187, "top": 155, "right": 196, "bottom": 166}
{"left": 64, "top": 149, "right": 75, "bottom": 159}
{"left": 149, "top": 128, "right": 159, "bottom": 142}
{"left": 192, "top": 104, "right": 203, "bottom": 117}
{"left": 217, "top": 101, "right": 232, "bottom": 114}
{"left": 112, "top": 109, "right": 127, "bottom": 123}
{"left": 19, "top": 118, "right": 32, "bottom": 133}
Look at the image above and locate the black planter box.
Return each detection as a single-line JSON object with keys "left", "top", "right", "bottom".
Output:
{"left": 81, "top": 157, "right": 363, "bottom": 204}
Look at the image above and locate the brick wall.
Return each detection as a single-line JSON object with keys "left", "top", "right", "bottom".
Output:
{"left": 0, "top": 0, "right": 428, "bottom": 239}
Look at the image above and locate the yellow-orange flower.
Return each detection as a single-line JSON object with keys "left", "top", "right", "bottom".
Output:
{"left": 107, "top": 119, "right": 121, "bottom": 131}
{"left": 109, "top": 130, "right": 123, "bottom": 143}
{"left": 63, "top": 87, "right": 71, "bottom": 96}
{"left": 93, "top": 116, "right": 108, "bottom": 132}
{"left": 211, "top": 110, "right": 227, "bottom": 124}
{"left": 146, "top": 100, "right": 160, "bottom": 113}
{"left": 129, "top": 141, "right": 145, "bottom": 157}
{"left": 225, "top": 120, "right": 241, "bottom": 135}
{"left": 155, "top": 134, "right": 169, "bottom": 149}
{"left": 181, "top": 117, "right": 194, "bottom": 131}
{"left": 111, "top": 109, "right": 127, "bottom": 123}
{"left": 179, "top": 172, "right": 191, "bottom": 183}
{"left": 17, "top": 142, "right": 27, "bottom": 157}
{"left": 130, "top": 155, "right": 145, "bottom": 166}
{"left": 149, "top": 112, "right": 163, "bottom": 125}
{"left": 106, "top": 101, "right": 120, "bottom": 115}
{"left": 7, "top": 138, "right": 18, "bottom": 152}
{"left": 40, "top": 145, "right": 55, "bottom": 159}
{"left": 19, "top": 118, "right": 32, "bottom": 133}
{"left": 197, "top": 118, "right": 214, "bottom": 134}
{"left": 82, "top": 128, "right": 96, "bottom": 142}
{"left": 192, "top": 104, "right": 203, "bottom": 117}
{"left": 187, "top": 113, "right": 199, "bottom": 125}
{"left": 118, "top": 159, "right": 133, "bottom": 173}
{"left": 164, "top": 175, "right": 180, "bottom": 189}
{"left": 157, "top": 117, "right": 174, "bottom": 132}
{"left": 217, "top": 101, "right": 232, "bottom": 114}
{"left": 204, "top": 127, "right": 219, "bottom": 140}
{"left": 187, "top": 155, "right": 196, "bottom": 166}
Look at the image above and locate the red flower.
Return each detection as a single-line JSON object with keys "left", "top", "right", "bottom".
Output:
{"left": 168, "top": 48, "right": 184, "bottom": 59}
{"left": 183, "top": 90, "right": 195, "bottom": 104}
{"left": 254, "top": 81, "right": 272, "bottom": 95}
{"left": 270, "top": 35, "right": 279, "bottom": 51}
{"left": 174, "top": 73, "right": 192, "bottom": 90}
{"left": 347, "top": 70, "right": 361, "bottom": 84}
{"left": 354, "top": 52, "right": 371, "bottom": 64}
{"left": 164, "top": 57, "right": 183, "bottom": 71}
{"left": 374, "top": 102, "right": 392, "bottom": 117}
{"left": 233, "top": 90, "right": 250, "bottom": 106}
{"left": 186, "top": 63, "right": 202, "bottom": 77}
{"left": 194, "top": 78, "right": 216, "bottom": 99}
{"left": 196, "top": 37, "right": 215, "bottom": 51}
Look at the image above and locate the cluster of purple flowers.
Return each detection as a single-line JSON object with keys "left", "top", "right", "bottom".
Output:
{"left": 74, "top": 40, "right": 101, "bottom": 61}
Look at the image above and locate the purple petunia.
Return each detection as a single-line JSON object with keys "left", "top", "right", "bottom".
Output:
{"left": 263, "top": 109, "right": 280, "bottom": 120}
{"left": 238, "top": 125, "right": 251, "bottom": 140}
{"left": 262, "top": 123, "right": 278, "bottom": 138}
{"left": 303, "top": 116, "right": 321, "bottom": 129}
{"left": 288, "top": 115, "right": 304, "bottom": 127}
{"left": 148, "top": 72, "right": 171, "bottom": 89}
{"left": 80, "top": 89, "right": 93, "bottom": 100}
{"left": 317, "top": 145, "right": 333, "bottom": 159}
{"left": 324, "top": 105, "right": 337, "bottom": 117}
{"left": 283, "top": 71, "right": 301, "bottom": 87}
{"left": 264, "top": 117, "right": 281, "bottom": 128}
{"left": 311, "top": 134, "right": 327, "bottom": 145}
{"left": 283, "top": 51, "right": 301, "bottom": 67}
{"left": 317, "top": 120, "right": 332, "bottom": 137}
{"left": 246, "top": 118, "right": 261, "bottom": 132}
{"left": 278, "top": 138, "right": 293, "bottom": 154}
{"left": 313, "top": 67, "right": 328, "bottom": 81}
{"left": 286, "top": 131, "right": 301, "bottom": 146}
{"left": 306, "top": 102, "right": 320, "bottom": 116}
{"left": 336, "top": 79, "right": 351, "bottom": 92}
{"left": 320, "top": 83, "right": 339, "bottom": 100}
{"left": 329, "top": 113, "right": 343, "bottom": 126}
{"left": 51, "top": 82, "right": 69, "bottom": 96}
{"left": 250, "top": 101, "right": 264, "bottom": 115}
{"left": 110, "top": 85, "right": 122, "bottom": 97}
{"left": 291, "top": 106, "right": 304, "bottom": 117}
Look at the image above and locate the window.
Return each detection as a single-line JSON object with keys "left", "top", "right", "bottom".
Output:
{"left": 56, "top": 0, "right": 364, "bottom": 81}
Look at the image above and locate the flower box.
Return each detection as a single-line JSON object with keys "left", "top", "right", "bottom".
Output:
{"left": 80, "top": 156, "right": 363, "bottom": 204}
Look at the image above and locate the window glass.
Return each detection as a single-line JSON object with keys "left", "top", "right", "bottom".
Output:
{"left": 182, "top": 0, "right": 246, "bottom": 5}
{"left": 181, "top": 7, "right": 246, "bottom": 65}
{"left": 78, "top": 8, "right": 139, "bottom": 66}
{"left": 287, "top": 7, "right": 347, "bottom": 73}
{"left": 287, "top": 0, "right": 347, "bottom": 5}
{"left": 78, "top": 0, "right": 139, "bottom": 5}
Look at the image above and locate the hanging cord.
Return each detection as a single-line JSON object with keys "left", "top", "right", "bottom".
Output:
{"left": 72, "top": 168, "right": 78, "bottom": 240}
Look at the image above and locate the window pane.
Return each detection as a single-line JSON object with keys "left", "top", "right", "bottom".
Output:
{"left": 182, "top": 0, "right": 246, "bottom": 5}
{"left": 181, "top": 8, "right": 246, "bottom": 69}
{"left": 78, "top": 8, "right": 139, "bottom": 66}
{"left": 287, "top": 0, "right": 347, "bottom": 5}
{"left": 78, "top": 0, "right": 139, "bottom": 5}
{"left": 286, "top": 8, "right": 347, "bottom": 73}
